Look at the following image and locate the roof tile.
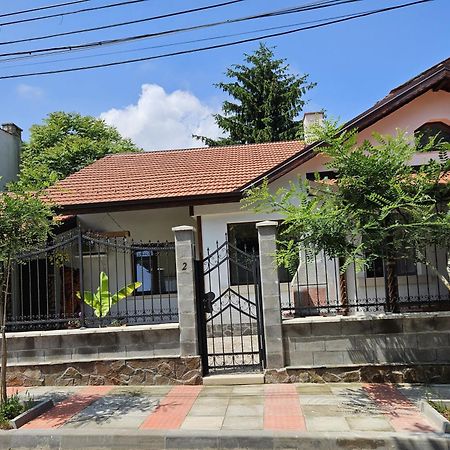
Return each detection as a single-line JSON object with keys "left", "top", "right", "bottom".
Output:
{"left": 47, "top": 140, "right": 306, "bottom": 208}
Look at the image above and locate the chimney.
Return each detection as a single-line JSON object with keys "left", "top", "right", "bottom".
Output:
{"left": 1, "top": 123, "right": 22, "bottom": 140}
{"left": 303, "top": 112, "right": 324, "bottom": 144}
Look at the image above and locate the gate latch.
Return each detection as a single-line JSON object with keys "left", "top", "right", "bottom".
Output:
{"left": 203, "top": 292, "right": 215, "bottom": 314}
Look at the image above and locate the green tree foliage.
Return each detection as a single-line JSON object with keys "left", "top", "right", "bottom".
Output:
{"left": 19, "top": 112, "right": 140, "bottom": 189}
{"left": 244, "top": 122, "right": 450, "bottom": 295}
{"left": 0, "top": 185, "right": 54, "bottom": 403}
{"left": 194, "top": 43, "right": 315, "bottom": 146}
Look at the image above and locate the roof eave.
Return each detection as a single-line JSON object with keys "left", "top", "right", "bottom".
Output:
{"left": 54, "top": 191, "right": 242, "bottom": 215}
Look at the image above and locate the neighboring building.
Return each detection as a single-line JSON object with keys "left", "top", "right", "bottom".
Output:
{"left": 0, "top": 123, "right": 22, "bottom": 191}
{"left": 17, "top": 57, "right": 450, "bottom": 326}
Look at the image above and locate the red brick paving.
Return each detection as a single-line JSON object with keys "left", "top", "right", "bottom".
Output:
{"left": 363, "top": 384, "right": 437, "bottom": 432}
{"left": 22, "top": 386, "right": 113, "bottom": 430}
{"left": 7, "top": 387, "right": 26, "bottom": 396}
{"left": 264, "top": 384, "right": 306, "bottom": 431}
{"left": 139, "top": 385, "right": 202, "bottom": 430}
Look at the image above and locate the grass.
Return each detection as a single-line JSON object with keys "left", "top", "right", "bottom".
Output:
{"left": 430, "top": 400, "right": 450, "bottom": 421}
{"left": 0, "top": 392, "right": 33, "bottom": 430}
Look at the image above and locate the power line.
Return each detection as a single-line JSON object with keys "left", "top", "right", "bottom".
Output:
{"left": 0, "top": 0, "right": 364, "bottom": 59}
{"left": 0, "top": 0, "right": 432, "bottom": 80}
{"left": 0, "top": 0, "right": 91, "bottom": 19}
{"left": 0, "top": 0, "right": 154, "bottom": 28}
{"left": 0, "top": 12, "right": 376, "bottom": 69}
{"left": 0, "top": 0, "right": 357, "bottom": 47}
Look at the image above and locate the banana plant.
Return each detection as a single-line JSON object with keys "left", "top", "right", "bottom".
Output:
{"left": 76, "top": 272, "right": 142, "bottom": 318}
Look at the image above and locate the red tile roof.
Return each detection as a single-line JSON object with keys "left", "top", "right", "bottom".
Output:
{"left": 47, "top": 140, "right": 306, "bottom": 211}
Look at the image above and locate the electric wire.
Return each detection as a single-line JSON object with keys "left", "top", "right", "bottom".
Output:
{"left": 0, "top": 12, "right": 376, "bottom": 68}
{"left": 0, "top": 0, "right": 360, "bottom": 47}
{"left": 0, "top": 0, "right": 156, "bottom": 28}
{"left": 0, "top": 0, "right": 91, "bottom": 19}
{"left": 0, "top": 0, "right": 431, "bottom": 80}
{"left": 0, "top": 0, "right": 364, "bottom": 59}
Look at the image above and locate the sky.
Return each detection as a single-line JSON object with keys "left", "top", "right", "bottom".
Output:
{"left": 1, "top": 0, "right": 449, "bottom": 150}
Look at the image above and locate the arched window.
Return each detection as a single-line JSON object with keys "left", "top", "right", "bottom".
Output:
{"left": 414, "top": 121, "right": 450, "bottom": 149}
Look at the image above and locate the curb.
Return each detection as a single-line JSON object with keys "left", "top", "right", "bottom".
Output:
{"left": 0, "top": 429, "right": 449, "bottom": 450}
{"left": 9, "top": 399, "right": 54, "bottom": 430}
{"left": 420, "top": 400, "right": 450, "bottom": 434}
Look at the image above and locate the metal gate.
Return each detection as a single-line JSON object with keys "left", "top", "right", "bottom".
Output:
{"left": 195, "top": 241, "right": 265, "bottom": 375}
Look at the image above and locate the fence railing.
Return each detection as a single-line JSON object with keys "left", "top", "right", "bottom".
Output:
{"left": 8, "top": 230, "right": 178, "bottom": 331}
{"left": 280, "top": 246, "right": 450, "bottom": 318}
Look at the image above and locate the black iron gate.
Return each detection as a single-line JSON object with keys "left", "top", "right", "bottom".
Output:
{"left": 195, "top": 241, "right": 265, "bottom": 375}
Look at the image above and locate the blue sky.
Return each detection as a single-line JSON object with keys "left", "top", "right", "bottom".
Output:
{"left": 1, "top": 0, "right": 449, "bottom": 149}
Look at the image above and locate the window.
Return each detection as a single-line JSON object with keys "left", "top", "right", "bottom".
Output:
{"left": 305, "top": 171, "right": 337, "bottom": 181}
{"left": 414, "top": 122, "right": 450, "bottom": 149}
{"left": 227, "top": 222, "right": 291, "bottom": 285}
{"left": 366, "top": 258, "right": 417, "bottom": 278}
{"left": 133, "top": 244, "right": 176, "bottom": 295}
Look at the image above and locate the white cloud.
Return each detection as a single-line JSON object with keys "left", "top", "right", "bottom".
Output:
{"left": 17, "top": 83, "right": 44, "bottom": 100}
{"left": 100, "top": 84, "right": 222, "bottom": 150}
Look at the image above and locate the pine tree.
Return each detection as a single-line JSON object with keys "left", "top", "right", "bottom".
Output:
{"left": 194, "top": 43, "right": 315, "bottom": 146}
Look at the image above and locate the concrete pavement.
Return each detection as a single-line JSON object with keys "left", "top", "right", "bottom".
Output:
{"left": 2, "top": 382, "right": 449, "bottom": 449}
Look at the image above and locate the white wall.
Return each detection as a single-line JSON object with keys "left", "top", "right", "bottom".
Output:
{"left": 79, "top": 206, "right": 195, "bottom": 242}
{"left": 357, "top": 90, "right": 450, "bottom": 144}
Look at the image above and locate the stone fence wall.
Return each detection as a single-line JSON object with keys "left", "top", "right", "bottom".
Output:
{"left": 6, "top": 323, "right": 180, "bottom": 365}
{"left": 268, "top": 312, "right": 450, "bottom": 383}
{"left": 4, "top": 323, "right": 202, "bottom": 386}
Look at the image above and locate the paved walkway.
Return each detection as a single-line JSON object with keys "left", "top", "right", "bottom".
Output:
{"left": 9, "top": 382, "right": 450, "bottom": 434}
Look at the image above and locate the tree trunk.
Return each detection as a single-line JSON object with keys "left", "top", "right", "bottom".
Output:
{"left": 338, "top": 258, "right": 349, "bottom": 315}
{"left": 0, "top": 302, "right": 6, "bottom": 405}
{"left": 0, "top": 260, "right": 11, "bottom": 404}
{"left": 385, "top": 258, "right": 400, "bottom": 313}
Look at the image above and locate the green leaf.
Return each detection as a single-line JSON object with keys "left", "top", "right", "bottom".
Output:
{"left": 78, "top": 272, "right": 141, "bottom": 319}
{"left": 111, "top": 282, "right": 142, "bottom": 304}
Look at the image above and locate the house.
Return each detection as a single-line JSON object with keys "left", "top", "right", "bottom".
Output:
{"left": 0, "top": 123, "right": 22, "bottom": 191}
{"left": 12, "top": 57, "right": 450, "bottom": 331}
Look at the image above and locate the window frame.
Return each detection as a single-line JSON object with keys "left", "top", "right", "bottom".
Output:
{"left": 132, "top": 243, "right": 177, "bottom": 296}
{"left": 414, "top": 121, "right": 450, "bottom": 149}
{"left": 365, "top": 257, "right": 418, "bottom": 279}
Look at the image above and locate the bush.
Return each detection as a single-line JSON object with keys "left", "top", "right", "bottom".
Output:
{"left": 0, "top": 394, "right": 24, "bottom": 428}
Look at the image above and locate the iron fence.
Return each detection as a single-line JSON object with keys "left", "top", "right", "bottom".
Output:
{"left": 280, "top": 246, "right": 450, "bottom": 318}
{"left": 8, "top": 229, "right": 178, "bottom": 331}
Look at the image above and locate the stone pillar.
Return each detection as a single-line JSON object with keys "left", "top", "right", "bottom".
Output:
{"left": 256, "top": 221, "right": 284, "bottom": 369}
{"left": 172, "top": 226, "right": 198, "bottom": 357}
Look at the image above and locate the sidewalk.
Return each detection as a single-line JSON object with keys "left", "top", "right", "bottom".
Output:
{"left": 4, "top": 382, "right": 450, "bottom": 449}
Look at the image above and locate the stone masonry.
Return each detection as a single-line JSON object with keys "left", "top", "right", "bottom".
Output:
{"left": 2, "top": 323, "right": 203, "bottom": 387}
{"left": 5, "top": 323, "right": 180, "bottom": 365}
{"left": 6, "top": 356, "right": 202, "bottom": 387}
{"left": 265, "top": 364, "right": 450, "bottom": 384}
{"left": 273, "top": 311, "right": 450, "bottom": 383}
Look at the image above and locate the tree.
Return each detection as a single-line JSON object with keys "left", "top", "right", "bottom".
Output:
{"left": 194, "top": 43, "right": 315, "bottom": 146}
{"left": 19, "top": 112, "right": 140, "bottom": 190}
{"left": 0, "top": 186, "right": 54, "bottom": 403}
{"left": 244, "top": 122, "right": 450, "bottom": 310}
